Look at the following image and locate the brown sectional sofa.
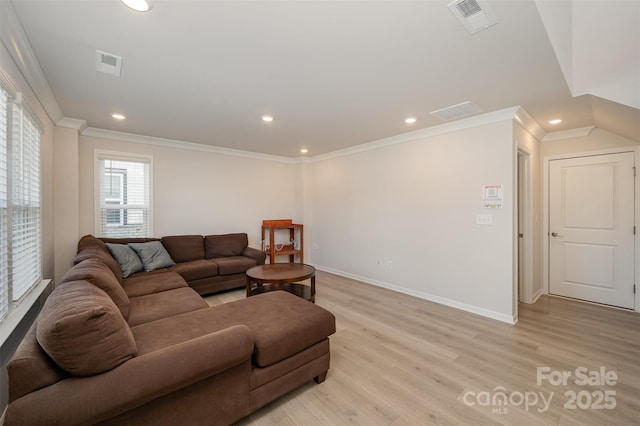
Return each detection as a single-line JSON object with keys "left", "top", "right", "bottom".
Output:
{"left": 99, "top": 233, "right": 267, "bottom": 296}
{"left": 4, "top": 234, "right": 336, "bottom": 425}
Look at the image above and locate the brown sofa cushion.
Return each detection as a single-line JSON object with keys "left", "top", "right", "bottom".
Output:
{"left": 205, "top": 233, "right": 248, "bottom": 259}
{"left": 131, "top": 291, "right": 335, "bottom": 368}
{"left": 78, "top": 234, "right": 108, "bottom": 253}
{"left": 36, "top": 281, "right": 137, "bottom": 376}
{"left": 169, "top": 259, "right": 219, "bottom": 281}
{"left": 161, "top": 235, "right": 205, "bottom": 263}
{"left": 7, "top": 324, "right": 69, "bottom": 403}
{"left": 224, "top": 291, "right": 336, "bottom": 367}
{"left": 59, "top": 258, "right": 130, "bottom": 319}
{"left": 73, "top": 247, "right": 124, "bottom": 285}
{"left": 122, "top": 271, "right": 188, "bottom": 298}
{"left": 127, "top": 287, "right": 209, "bottom": 327}
{"left": 209, "top": 256, "right": 256, "bottom": 275}
{"left": 100, "top": 237, "right": 160, "bottom": 244}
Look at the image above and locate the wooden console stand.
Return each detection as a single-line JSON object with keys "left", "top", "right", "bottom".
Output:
{"left": 262, "top": 219, "right": 303, "bottom": 264}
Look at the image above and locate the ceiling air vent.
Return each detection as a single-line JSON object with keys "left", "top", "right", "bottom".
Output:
{"left": 448, "top": 0, "right": 498, "bottom": 34}
{"left": 95, "top": 50, "right": 122, "bottom": 77}
{"left": 430, "top": 101, "right": 482, "bottom": 121}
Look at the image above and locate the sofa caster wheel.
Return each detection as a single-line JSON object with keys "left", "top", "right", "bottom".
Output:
{"left": 314, "top": 372, "right": 327, "bottom": 384}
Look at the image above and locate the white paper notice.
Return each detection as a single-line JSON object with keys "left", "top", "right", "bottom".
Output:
{"left": 482, "top": 184, "right": 503, "bottom": 209}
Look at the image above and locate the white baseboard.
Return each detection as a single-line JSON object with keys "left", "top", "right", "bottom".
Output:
{"left": 531, "top": 288, "right": 543, "bottom": 304}
{"left": 313, "top": 264, "right": 517, "bottom": 325}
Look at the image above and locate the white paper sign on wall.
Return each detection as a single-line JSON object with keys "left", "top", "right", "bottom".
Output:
{"left": 482, "top": 184, "right": 503, "bottom": 209}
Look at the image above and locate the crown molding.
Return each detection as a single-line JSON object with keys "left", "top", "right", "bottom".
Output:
{"left": 56, "top": 117, "right": 87, "bottom": 132}
{"left": 307, "top": 107, "right": 520, "bottom": 163}
{"left": 514, "top": 107, "right": 546, "bottom": 141}
{"left": 79, "top": 106, "right": 522, "bottom": 166}
{"left": 0, "top": 1, "right": 63, "bottom": 123}
{"left": 81, "top": 127, "right": 298, "bottom": 164}
{"left": 542, "top": 126, "right": 596, "bottom": 142}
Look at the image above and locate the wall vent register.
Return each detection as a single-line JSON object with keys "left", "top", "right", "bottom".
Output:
{"left": 95, "top": 50, "right": 123, "bottom": 77}
{"left": 430, "top": 101, "right": 482, "bottom": 121}
{"left": 448, "top": 0, "right": 498, "bottom": 34}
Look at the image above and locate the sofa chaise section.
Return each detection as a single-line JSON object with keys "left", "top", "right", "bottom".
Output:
{"left": 7, "top": 322, "right": 254, "bottom": 426}
{"left": 129, "top": 290, "right": 335, "bottom": 415}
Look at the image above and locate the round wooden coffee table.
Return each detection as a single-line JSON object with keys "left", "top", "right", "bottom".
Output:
{"left": 246, "top": 263, "right": 316, "bottom": 303}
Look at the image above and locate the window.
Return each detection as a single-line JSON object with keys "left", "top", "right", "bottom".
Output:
{"left": 0, "top": 84, "right": 42, "bottom": 321}
{"left": 0, "top": 87, "right": 8, "bottom": 320}
{"left": 104, "top": 169, "right": 125, "bottom": 225}
{"left": 96, "top": 152, "right": 152, "bottom": 238}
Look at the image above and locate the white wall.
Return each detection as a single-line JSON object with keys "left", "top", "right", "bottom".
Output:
{"left": 306, "top": 118, "right": 516, "bottom": 323}
{"left": 53, "top": 126, "right": 80, "bottom": 282}
{"left": 41, "top": 118, "right": 55, "bottom": 283}
{"left": 78, "top": 134, "right": 300, "bottom": 248}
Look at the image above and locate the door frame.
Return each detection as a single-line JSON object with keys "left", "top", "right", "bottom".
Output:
{"left": 517, "top": 148, "right": 535, "bottom": 304}
{"left": 542, "top": 146, "right": 639, "bottom": 312}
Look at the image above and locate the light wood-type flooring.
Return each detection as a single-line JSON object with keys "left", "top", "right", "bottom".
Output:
{"left": 206, "top": 270, "right": 640, "bottom": 426}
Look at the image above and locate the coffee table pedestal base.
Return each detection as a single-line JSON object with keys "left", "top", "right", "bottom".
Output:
{"left": 250, "top": 283, "right": 314, "bottom": 303}
{"left": 245, "top": 264, "right": 316, "bottom": 303}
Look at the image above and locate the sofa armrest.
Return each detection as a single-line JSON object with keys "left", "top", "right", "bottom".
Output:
{"left": 4, "top": 325, "right": 253, "bottom": 426}
{"left": 243, "top": 246, "right": 266, "bottom": 265}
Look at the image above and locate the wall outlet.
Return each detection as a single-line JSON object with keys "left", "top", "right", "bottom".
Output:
{"left": 476, "top": 214, "right": 493, "bottom": 225}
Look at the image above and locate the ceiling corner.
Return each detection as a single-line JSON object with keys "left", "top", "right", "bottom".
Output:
{"left": 536, "top": 0, "right": 640, "bottom": 110}
{"left": 514, "top": 107, "right": 546, "bottom": 141}
{"left": 542, "top": 126, "right": 595, "bottom": 142}
{"left": 56, "top": 117, "right": 88, "bottom": 132}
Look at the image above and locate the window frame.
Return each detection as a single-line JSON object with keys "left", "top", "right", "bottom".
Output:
{"left": 0, "top": 77, "right": 44, "bottom": 324}
{"left": 94, "top": 150, "right": 153, "bottom": 238}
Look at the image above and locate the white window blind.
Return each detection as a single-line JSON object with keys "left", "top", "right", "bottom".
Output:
{"left": 10, "top": 100, "right": 42, "bottom": 301}
{"left": 0, "top": 87, "right": 8, "bottom": 319}
{"left": 0, "top": 83, "right": 42, "bottom": 321}
{"left": 97, "top": 153, "right": 151, "bottom": 238}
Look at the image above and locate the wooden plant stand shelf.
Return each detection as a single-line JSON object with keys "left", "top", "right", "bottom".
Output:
{"left": 262, "top": 219, "right": 303, "bottom": 264}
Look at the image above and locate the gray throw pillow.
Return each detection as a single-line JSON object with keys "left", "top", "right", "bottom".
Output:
{"left": 128, "top": 241, "right": 175, "bottom": 272}
{"left": 105, "top": 243, "right": 144, "bottom": 278}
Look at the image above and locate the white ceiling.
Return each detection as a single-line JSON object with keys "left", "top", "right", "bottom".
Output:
{"left": 6, "top": 0, "right": 640, "bottom": 157}
{"left": 537, "top": 0, "right": 640, "bottom": 110}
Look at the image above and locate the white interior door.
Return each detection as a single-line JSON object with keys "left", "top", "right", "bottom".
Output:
{"left": 549, "top": 152, "right": 635, "bottom": 309}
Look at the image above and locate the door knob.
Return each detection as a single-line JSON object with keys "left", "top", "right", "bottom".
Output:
{"left": 551, "top": 232, "right": 564, "bottom": 237}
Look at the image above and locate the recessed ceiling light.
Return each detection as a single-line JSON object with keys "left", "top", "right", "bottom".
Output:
{"left": 405, "top": 117, "right": 417, "bottom": 124}
{"left": 111, "top": 113, "right": 126, "bottom": 120}
{"left": 300, "top": 149, "right": 308, "bottom": 154}
{"left": 548, "top": 119, "right": 562, "bottom": 125}
{"left": 261, "top": 115, "right": 274, "bottom": 122}
{"left": 121, "top": 0, "right": 152, "bottom": 12}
